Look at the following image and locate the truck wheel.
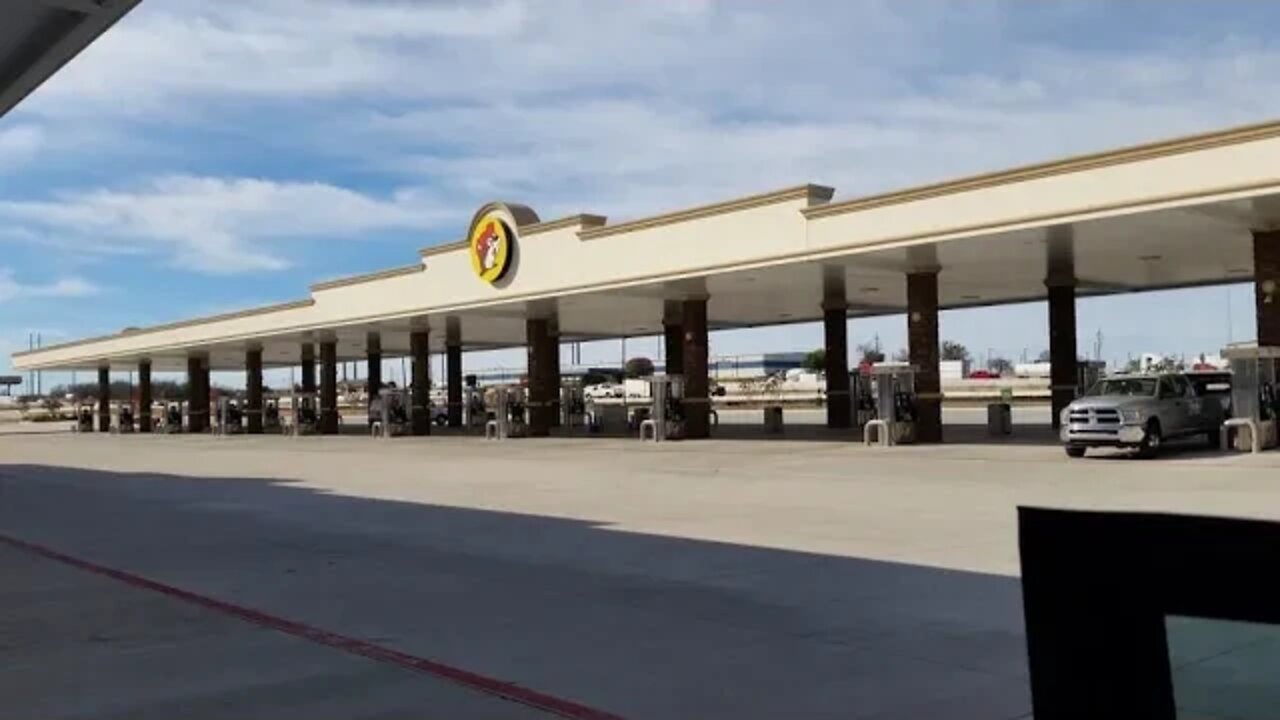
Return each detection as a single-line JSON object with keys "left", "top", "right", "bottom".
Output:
{"left": 1138, "top": 420, "right": 1162, "bottom": 459}
{"left": 1064, "top": 446, "right": 1086, "bottom": 458}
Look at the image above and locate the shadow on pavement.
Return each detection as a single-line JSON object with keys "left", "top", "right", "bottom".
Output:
{"left": 0, "top": 463, "right": 1033, "bottom": 720}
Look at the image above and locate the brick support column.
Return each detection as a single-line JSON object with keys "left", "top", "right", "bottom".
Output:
{"left": 549, "top": 322, "right": 562, "bottom": 427}
{"left": 319, "top": 341, "right": 338, "bottom": 434}
{"left": 446, "top": 342, "right": 463, "bottom": 427}
{"left": 664, "top": 321, "right": 684, "bottom": 376}
{"left": 682, "top": 298, "right": 710, "bottom": 439}
{"left": 187, "top": 356, "right": 209, "bottom": 433}
{"left": 526, "top": 318, "right": 554, "bottom": 437}
{"left": 907, "top": 271, "right": 942, "bottom": 443}
{"left": 138, "top": 361, "right": 152, "bottom": 433}
{"left": 246, "top": 348, "right": 263, "bottom": 434}
{"left": 1048, "top": 284, "right": 1078, "bottom": 429}
{"left": 366, "top": 332, "right": 381, "bottom": 413}
{"left": 823, "top": 304, "right": 851, "bottom": 429}
{"left": 1255, "top": 230, "right": 1280, "bottom": 346}
{"left": 97, "top": 366, "right": 111, "bottom": 432}
{"left": 300, "top": 343, "right": 316, "bottom": 394}
{"left": 410, "top": 330, "right": 431, "bottom": 436}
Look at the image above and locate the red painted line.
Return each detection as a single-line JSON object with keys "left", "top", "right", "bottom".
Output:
{"left": 0, "top": 533, "right": 624, "bottom": 720}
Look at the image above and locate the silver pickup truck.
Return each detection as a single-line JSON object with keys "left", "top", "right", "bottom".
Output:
{"left": 1060, "top": 373, "right": 1225, "bottom": 458}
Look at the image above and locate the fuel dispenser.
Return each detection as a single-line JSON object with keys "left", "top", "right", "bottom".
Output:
{"left": 73, "top": 401, "right": 95, "bottom": 432}
{"left": 161, "top": 401, "right": 185, "bottom": 433}
{"left": 864, "top": 364, "right": 918, "bottom": 445}
{"left": 638, "top": 375, "right": 685, "bottom": 441}
{"left": 287, "top": 390, "right": 320, "bottom": 437}
{"left": 112, "top": 401, "right": 135, "bottom": 434}
{"left": 851, "top": 371, "right": 876, "bottom": 430}
{"left": 263, "top": 395, "right": 283, "bottom": 433}
{"left": 370, "top": 388, "right": 412, "bottom": 438}
{"left": 1222, "top": 344, "right": 1280, "bottom": 452}
{"left": 214, "top": 397, "right": 244, "bottom": 435}
{"left": 561, "top": 381, "right": 587, "bottom": 430}
{"left": 484, "top": 385, "right": 528, "bottom": 439}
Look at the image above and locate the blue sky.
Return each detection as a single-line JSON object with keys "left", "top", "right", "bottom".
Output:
{"left": 4, "top": 0, "right": 1280, "bottom": 388}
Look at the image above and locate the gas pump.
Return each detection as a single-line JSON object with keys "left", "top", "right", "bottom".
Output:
{"left": 70, "top": 401, "right": 95, "bottom": 433}
{"left": 639, "top": 375, "right": 685, "bottom": 441}
{"left": 161, "top": 401, "right": 185, "bottom": 433}
{"left": 263, "top": 395, "right": 282, "bottom": 433}
{"left": 484, "top": 385, "right": 528, "bottom": 439}
{"left": 287, "top": 390, "right": 320, "bottom": 437}
{"left": 113, "top": 402, "right": 135, "bottom": 434}
{"left": 561, "top": 381, "right": 587, "bottom": 430}
{"left": 215, "top": 397, "right": 244, "bottom": 435}
{"left": 370, "top": 387, "right": 412, "bottom": 438}
{"left": 851, "top": 371, "right": 876, "bottom": 429}
{"left": 865, "top": 364, "right": 918, "bottom": 445}
{"left": 1222, "top": 344, "right": 1280, "bottom": 452}
{"left": 1076, "top": 361, "right": 1105, "bottom": 398}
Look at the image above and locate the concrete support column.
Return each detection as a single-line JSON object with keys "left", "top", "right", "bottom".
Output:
{"left": 410, "top": 330, "right": 431, "bottom": 436}
{"left": 549, "top": 321, "right": 562, "bottom": 427}
{"left": 663, "top": 322, "right": 684, "bottom": 376}
{"left": 907, "top": 271, "right": 942, "bottom": 443}
{"left": 300, "top": 343, "right": 316, "bottom": 394}
{"left": 319, "top": 341, "right": 338, "bottom": 434}
{"left": 366, "top": 332, "right": 382, "bottom": 412}
{"left": 446, "top": 343, "right": 463, "bottom": 427}
{"left": 682, "top": 297, "right": 710, "bottom": 439}
{"left": 1048, "top": 284, "right": 1078, "bottom": 429}
{"left": 1254, "top": 230, "right": 1280, "bottom": 345}
{"left": 187, "top": 356, "right": 209, "bottom": 433}
{"left": 526, "top": 318, "right": 554, "bottom": 437}
{"left": 138, "top": 360, "right": 152, "bottom": 433}
{"left": 97, "top": 366, "right": 111, "bottom": 432}
{"left": 246, "top": 348, "right": 263, "bottom": 434}
{"left": 823, "top": 304, "right": 851, "bottom": 429}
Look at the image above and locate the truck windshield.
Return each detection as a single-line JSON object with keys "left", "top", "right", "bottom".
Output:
{"left": 1086, "top": 378, "right": 1157, "bottom": 397}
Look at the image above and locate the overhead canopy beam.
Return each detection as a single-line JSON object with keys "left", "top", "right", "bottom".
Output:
{"left": 0, "top": 0, "right": 140, "bottom": 119}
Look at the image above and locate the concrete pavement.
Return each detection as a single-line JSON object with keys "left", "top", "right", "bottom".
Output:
{"left": 4, "top": 432, "right": 1280, "bottom": 718}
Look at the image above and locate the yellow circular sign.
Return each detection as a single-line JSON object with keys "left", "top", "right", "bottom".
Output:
{"left": 469, "top": 212, "right": 513, "bottom": 284}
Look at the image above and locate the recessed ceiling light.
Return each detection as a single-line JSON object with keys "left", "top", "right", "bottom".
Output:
{"left": 1228, "top": 267, "right": 1251, "bottom": 275}
{"left": 859, "top": 286, "right": 880, "bottom": 293}
{"left": 778, "top": 312, "right": 793, "bottom": 319}
{"left": 1139, "top": 254, "right": 1163, "bottom": 262}
{"left": 961, "top": 294, "right": 981, "bottom": 300}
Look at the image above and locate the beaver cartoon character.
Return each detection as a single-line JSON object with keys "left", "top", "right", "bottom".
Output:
{"left": 474, "top": 221, "right": 501, "bottom": 272}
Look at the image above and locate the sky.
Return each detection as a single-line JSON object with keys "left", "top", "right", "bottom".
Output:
{"left": 4, "top": 0, "right": 1280, "bottom": 390}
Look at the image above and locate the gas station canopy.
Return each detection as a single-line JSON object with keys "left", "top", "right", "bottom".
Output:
{"left": 12, "top": 119, "right": 1280, "bottom": 372}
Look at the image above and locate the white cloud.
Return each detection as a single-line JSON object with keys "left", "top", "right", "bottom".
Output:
{"left": 0, "top": 176, "right": 450, "bottom": 274}
{"left": 0, "top": 268, "right": 99, "bottom": 302}
{"left": 7, "top": 1, "right": 1280, "bottom": 279}
{"left": 0, "top": 124, "right": 44, "bottom": 170}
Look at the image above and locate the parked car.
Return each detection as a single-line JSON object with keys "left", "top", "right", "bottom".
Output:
{"left": 1060, "top": 373, "right": 1225, "bottom": 458}
{"left": 969, "top": 369, "right": 1000, "bottom": 379}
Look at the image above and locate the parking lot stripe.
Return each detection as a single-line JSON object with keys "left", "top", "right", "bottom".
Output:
{"left": 0, "top": 532, "right": 624, "bottom": 720}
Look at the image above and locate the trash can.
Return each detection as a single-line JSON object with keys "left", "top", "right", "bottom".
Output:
{"left": 763, "top": 406, "right": 784, "bottom": 434}
{"left": 987, "top": 402, "right": 1012, "bottom": 436}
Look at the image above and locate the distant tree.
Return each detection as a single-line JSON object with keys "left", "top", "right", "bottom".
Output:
{"left": 802, "top": 349, "right": 826, "bottom": 373}
{"left": 856, "top": 342, "right": 885, "bottom": 364}
{"left": 941, "top": 341, "right": 970, "bottom": 363}
{"left": 1036, "top": 349, "right": 1053, "bottom": 363}
{"left": 624, "top": 356, "right": 655, "bottom": 378}
{"left": 892, "top": 348, "right": 910, "bottom": 362}
{"left": 988, "top": 357, "right": 1013, "bottom": 375}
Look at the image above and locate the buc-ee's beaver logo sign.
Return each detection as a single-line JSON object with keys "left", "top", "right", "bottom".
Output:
{"left": 469, "top": 211, "right": 514, "bottom": 284}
